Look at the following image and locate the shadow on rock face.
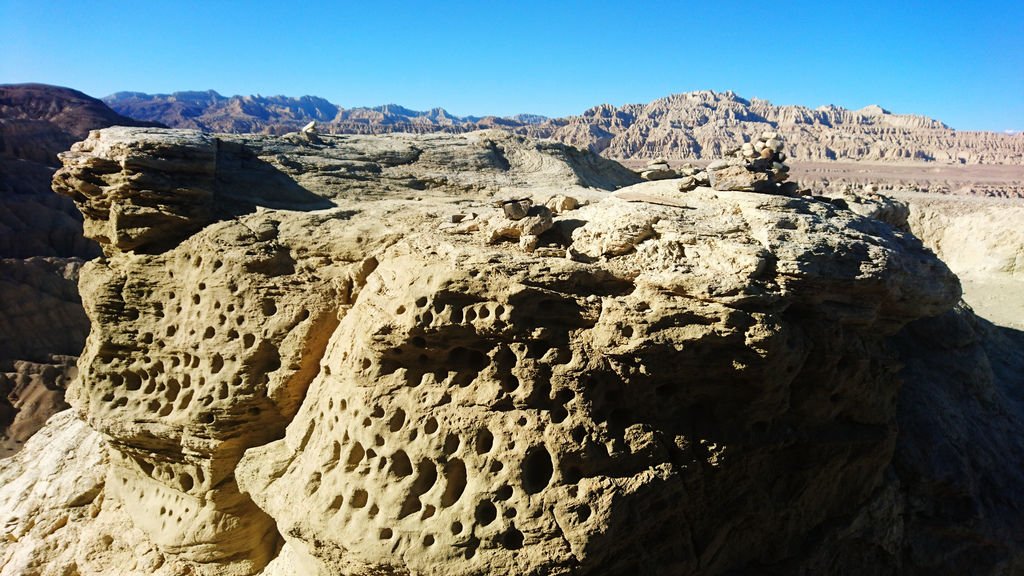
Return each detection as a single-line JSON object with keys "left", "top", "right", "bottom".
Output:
{"left": 889, "top": 307, "right": 1024, "bottom": 575}
{"left": 213, "top": 139, "right": 336, "bottom": 218}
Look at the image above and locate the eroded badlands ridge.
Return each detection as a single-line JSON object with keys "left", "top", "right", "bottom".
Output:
{"left": 104, "top": 89, "right": 1024, "bottom": 164}
{"left": 2, "top": 127, "right": 971, "bottom": 575}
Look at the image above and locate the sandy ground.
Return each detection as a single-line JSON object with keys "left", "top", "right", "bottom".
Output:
{"left": 789, "top": 162, "right": 1024, "bottom": 198}
{"left": 959, "top": 279, "right": 1024, "bottom": 331}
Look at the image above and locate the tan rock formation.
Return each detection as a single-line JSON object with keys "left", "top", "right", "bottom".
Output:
{"left": 3, "top": 127, "right": 1021, "bottom": 576}
{"left": 0, "top": 84, "right": 160, "bottom": 456}
{"left": 893, "top": 191, "right": 1024, "bottom": 330}
{"left": 238, "top": 180, "right": 957, "bottom": 576}
{"left": 639, "top": 157, "right": 677, "bottom": 181}
{"left": 36, "top": 127, "right": 638, "bottom": 574}
{"left": 0, "top": 410, "right": 181, "bottom": 576}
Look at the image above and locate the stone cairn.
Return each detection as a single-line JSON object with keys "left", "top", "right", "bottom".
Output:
{"left": 682, "top": 131, "right": 801, "bottom": 195}
{"left": 676, "top": 163, "right": 710, "bottom": 191}
{"left": 280, "top": 120, "right": 323, "bottom": 145}
{"left": 640, "top": 157, "right": 678, "bottom": 181}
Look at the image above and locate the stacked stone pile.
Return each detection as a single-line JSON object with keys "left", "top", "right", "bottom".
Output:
{"left": 697, "top": 131, "right": 800, "bottom": 195}
{"left": 640, "top": 157, "right": 678, "bottom": 180}
{"left": 486, "top": 197, "right": 555, "bottom": 252}
{"left": 676, "top": 163, "right": 710, "bottom": 191}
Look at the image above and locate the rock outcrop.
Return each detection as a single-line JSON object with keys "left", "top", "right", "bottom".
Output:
{"left": 1, "top": 127, "right": 1020, "bottom": 576}
{"left": 104, "top": 89, "right": 1024, "bottom": 164}
{"left": 0, "top": 84, "right": 162, "bottom": 455}
{"left": 893, "top": 192, "right": 1024, "bottom": 330}
{"left": 638, "top": 157, "right": 676, "bottom": 181}
{"left": 702, "top": 131, "right": 797, "bottom": 195}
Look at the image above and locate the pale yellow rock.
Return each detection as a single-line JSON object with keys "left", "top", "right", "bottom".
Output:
{"left": 544, "top": 194, "right": 580, "bottom": 214}
{"left": 0, "top": 411, "right": 186, "bottom": 576}
{"left": 487, "top": 205, "right": 554, "bottom": 248}
{"left": 3, "top": 127, "right": 975, "bottom": 576}
{"left": 893, "top": 191, "right": 1024, "bottom": 329}
{"left": 231, "top": 178, "right": 957, "bottom": 574}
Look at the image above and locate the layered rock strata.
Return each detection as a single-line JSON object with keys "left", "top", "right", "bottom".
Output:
{"left": 543, "top": 92, "right": 1024, "bottom": 164}
{"left": 6, "top": 127, "right": 1018, "bottom": 576}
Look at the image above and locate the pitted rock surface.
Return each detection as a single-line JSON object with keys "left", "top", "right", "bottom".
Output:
{"left": 0, "top": 84, "right": 160, "bottom": 456}
{"left": 238, "top": 181, "right": 957, "bottom": 576}
{"left": 5, "top": 127, "right": 1004, "bottom": 576}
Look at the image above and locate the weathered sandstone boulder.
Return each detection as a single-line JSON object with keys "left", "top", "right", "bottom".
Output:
{"left": 5, "top": 127, "right": 1021, "bottom": 576}
{"left": 707, "top": 163, "right": 770, "bottom": 191}
{"left": 639, "top": 157, "right": 677, "bottom": 181}
{"left": 0, "top": 84, "right": 161, "bottom": 455}
{"left": 239, "top": 179, "right": 957, "bottom": 576}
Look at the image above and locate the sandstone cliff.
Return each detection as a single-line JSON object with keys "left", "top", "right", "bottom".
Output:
{"left": 4, "top": 127, "right": 1020, "bottom": 575}
{"left": 0, "top": 84, "right": 163, "bottom": 455}
{"left": 104, "top": 89, "right": 1024, "bottom": 164}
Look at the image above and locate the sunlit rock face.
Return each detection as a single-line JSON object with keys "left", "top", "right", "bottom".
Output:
{"left": 5, "top": 127, "right": 999, "bottom": 576}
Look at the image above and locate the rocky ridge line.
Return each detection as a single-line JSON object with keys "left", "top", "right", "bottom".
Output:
{"left": 102, "top": 88, "right": 1024, "bottom": 164}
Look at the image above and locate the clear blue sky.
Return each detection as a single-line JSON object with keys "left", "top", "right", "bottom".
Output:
{"left": 2, "top": 0, "right": 1022, "bottom": 131}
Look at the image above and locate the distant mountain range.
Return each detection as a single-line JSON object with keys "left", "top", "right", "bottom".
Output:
{"left": 104, "top": 89, "right": 1024, "bottom": 164}
{"left": 104, "top": 90, "right": 549, "bottom": 135}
